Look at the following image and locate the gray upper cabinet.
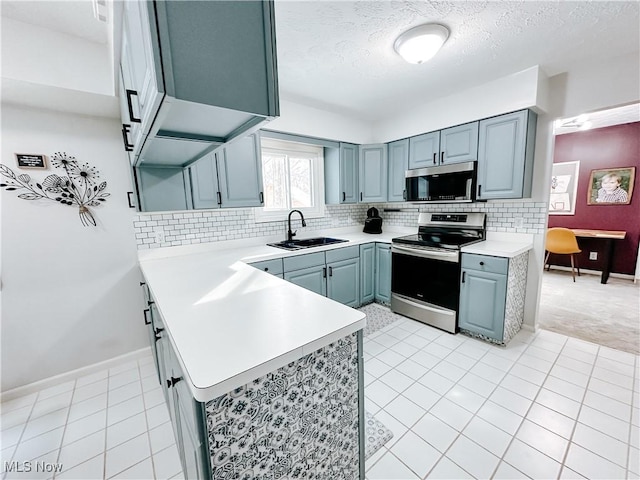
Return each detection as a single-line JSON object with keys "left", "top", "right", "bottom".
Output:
{"left": 408, "top": 122, "right": 478, "bottom": 170}
{"left": 217, "top": 134, "right": 264, "bottom": 208}
{"left": 477, "top": 110, "right": 537, "bottom": 200}
{"left": 189, "top": 133, "right": 264, "bottom": 209}
{"left": 409, "top": 132, "right": 439, "bottom": 169}
{"left": 119, "top": 0, "right": 279, "bottom": 168}
{"left": 325, "top": 143, "right": 358, "bottom": 204}
{"left": 189, "top": 153, "right": 219, "bottom": 210}
{"left": 440, "top": 122, "right": 479, "bottom": 165}
{"left": 359, "top": 144, "right": 388, "bottom": 203}
{"left": 120, "top": 0, "right": 162, "bottom": 162}
{"left": 387, "top": 139, "right": 409, "bottom": 202}
{"left": 137, "top": 166, "right": 191, "bottom": 212}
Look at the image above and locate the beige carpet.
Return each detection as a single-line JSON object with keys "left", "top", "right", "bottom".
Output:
{"left": 538, "top": 270, "right": 640, "bottom": 355}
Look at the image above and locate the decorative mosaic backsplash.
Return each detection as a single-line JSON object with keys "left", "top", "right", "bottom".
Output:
{"left": 134, "top": 201, "right": 547, "bottom": 249}
{"left": 204, "top": 333, "right": 360, "bottom": 480}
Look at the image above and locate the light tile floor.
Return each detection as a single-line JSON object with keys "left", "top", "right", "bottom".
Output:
{"left": 1, "top": 305, "right": 639, "bottom": 480}
{"left": 1, "top": 355, "right": 182, "bottom": 480}
{"left": 363, "top": 307, "right": 640, "bottom": 480}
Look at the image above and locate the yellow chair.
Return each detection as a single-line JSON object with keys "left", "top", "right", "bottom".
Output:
{"left": 545, "top": 227, "right": 582, "bottom": 282}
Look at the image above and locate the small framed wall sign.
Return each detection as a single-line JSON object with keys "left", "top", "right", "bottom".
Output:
{"left": 15, "top": 153, "right": 47, "bottom": 169}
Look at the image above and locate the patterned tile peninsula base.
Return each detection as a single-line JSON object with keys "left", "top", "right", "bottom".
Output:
{"left": 205, "top": 333, "right": 360, "bottom": 480}
{"left": 363, "top": 410, "right": 393, "bottom": 460}
{"left": 359, "top": 303, "right": 405, "bottom": 336}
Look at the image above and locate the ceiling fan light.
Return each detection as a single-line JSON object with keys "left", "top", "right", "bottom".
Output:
{"left": 394, "top": 24, "right": 449, "bottom": 64}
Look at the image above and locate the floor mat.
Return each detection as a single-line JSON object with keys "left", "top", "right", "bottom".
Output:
{"left": 359, "top": 302, "right": 405, "bottom": 336}
{"left": 364, "top": 410, "right": 394, "bottom": 460}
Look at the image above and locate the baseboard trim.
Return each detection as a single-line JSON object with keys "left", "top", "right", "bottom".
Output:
{"left": 546, "top": 266, "right": 635, "bottom": 281}
{"left": 1, "top": 347, "right": 152, "bottom": 403}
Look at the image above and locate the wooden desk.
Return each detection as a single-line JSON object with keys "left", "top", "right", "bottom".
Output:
{"left": 570, "top": 229, "right": 626, "bottom": 284}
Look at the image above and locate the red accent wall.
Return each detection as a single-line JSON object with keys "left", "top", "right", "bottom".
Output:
{"left": 548, "top": 122, "right": 640, "bottom": 275}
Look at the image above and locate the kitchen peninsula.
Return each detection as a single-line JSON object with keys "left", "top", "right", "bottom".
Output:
{"left": 139, "top": 238, "right": 370, "bottom": 479}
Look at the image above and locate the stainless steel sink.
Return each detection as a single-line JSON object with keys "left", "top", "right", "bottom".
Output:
{"left": 267, "top": 237, "right": 348, "bottom": 251}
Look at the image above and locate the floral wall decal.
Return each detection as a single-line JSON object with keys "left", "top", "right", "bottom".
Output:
{"left": 0, "top": 152, "right": 110, "bottom": 226}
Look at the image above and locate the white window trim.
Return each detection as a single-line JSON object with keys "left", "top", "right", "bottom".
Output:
{"left": 254, "top": 138, "right": 326, "bottom": 223}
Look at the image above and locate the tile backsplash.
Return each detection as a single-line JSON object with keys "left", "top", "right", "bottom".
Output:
{"left": 133, "top": 201, "right": 547, "bottom": 249}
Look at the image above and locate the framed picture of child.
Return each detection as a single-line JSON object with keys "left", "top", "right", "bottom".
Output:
{"left": 587, "top": 167, "right": 635, "bottom": 205}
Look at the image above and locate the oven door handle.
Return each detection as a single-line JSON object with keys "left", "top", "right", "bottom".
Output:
{"left": 391, "top": 244, "right": 459, "bottom": 262}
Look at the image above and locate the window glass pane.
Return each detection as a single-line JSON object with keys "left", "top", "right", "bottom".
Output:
{"left": 289, "top": 157, "right": 313, "bottom": 208}
{"left": 262, "top": 153, "right": 288, "bottom": 209}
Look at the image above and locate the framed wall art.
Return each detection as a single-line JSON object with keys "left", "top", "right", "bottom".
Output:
{"left": 15, "top": 153, "right": 47, "bottom": 169}
{"left": 549, "top": 161, "right": 580, "bottom": 215}
{"left": 587, "top": 167, "right": 635, "bottom": 205}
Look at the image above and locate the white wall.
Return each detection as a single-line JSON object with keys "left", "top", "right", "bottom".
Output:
{"left": 1, "top": 105, "right": 146, "bottom": 392}
{"left": 268, "top": 98, "right": 373, "bottom": 144}
{"left": 1, "top": 17, "right": 113, "bottom": 96}
{"left": 527, "top": 52, "right": 640, "bottom": 330}
{"left": 372, "top": 66, "right": 543, "bottom": 142}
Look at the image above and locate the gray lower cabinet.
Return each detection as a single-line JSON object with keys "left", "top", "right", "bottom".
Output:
{"left": 284, "top": 265, "right": 327, "bottom": 296}
{"left": 283, "top": 247, "right": 360, "bottom": 307}
{"left": 477, "top": 109, "right": 537, "bottom": 200}
{"left": 374, "top": 243, "right": 392, "bottom": 304}
{"left": 248, "top": 258, "right": 284, "bottom": 278}
{"left": 387, "top": 139, "right": 409, "bottom": 202}
{"left": 144, "top": 290, "right": 211, "bottom": 480}
{"left": 327, "top": 257, "right": 360, "bottom": 307}
{"left": 458, "top": 252, "right": 528, "bottom": 344}
{"left": 360, "top": 243, "right": 375, "bottom": 304}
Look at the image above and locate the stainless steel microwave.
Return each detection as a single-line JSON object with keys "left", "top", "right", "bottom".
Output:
{"left": 405, "top": 161, "right": 476, "bottom": 203}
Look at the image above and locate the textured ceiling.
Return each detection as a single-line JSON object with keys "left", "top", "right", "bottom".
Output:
{"left": 274, "top": 0, "right": 640, "bottom": 120}
{"left": 1, "top": 0, "right": 638, "bottom": 123}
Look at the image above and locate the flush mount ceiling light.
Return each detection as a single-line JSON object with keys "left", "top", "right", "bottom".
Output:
{"left": 394, "top": 23, "right": 449, "bottom": 64}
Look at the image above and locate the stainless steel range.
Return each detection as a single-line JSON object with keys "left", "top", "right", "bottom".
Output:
{"left": 391, "top": 212, "right": 486, "bottom": 333}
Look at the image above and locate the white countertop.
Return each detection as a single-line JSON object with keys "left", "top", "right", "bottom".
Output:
{"left": 139, "top": 226, "right": 533, "bottom": 402}
{"left": 139, "top": 227, "right": 409, "bottom": 402}
{"left": 461, "top": 232, "right": 534, "bottom": 258}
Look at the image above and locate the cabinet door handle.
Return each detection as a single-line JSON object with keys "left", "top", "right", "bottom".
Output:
{"left": 441, "top": 151, "right": 445, "bottom": 163}
{"left": 478, "top": 185, "right": 482, "bottom": 198}
{"left": 127, "top": 191, "right": 136, "bottom": 209}
{"left": 216, "top": 191, "right": 222, "bottom": 206}
{"left": 479, "top": 261, "right": 485, "bottom": 266}
{"left": 461, "top": 271, "right": 466, "bottom": 283}
{"left": 259, "top": 192, "right": 264, "bottom": 204}
{"left": 143, "top": 308, "right": 151, "bottom": 325}
{"left": 360, "top": 192, "right": 363, "bottom": 201}
{"left": 154, "top": 327, "right": 164, "bottom": 341}
{"left": 342, "top": 192, "right": 346, "bottom": 202}
{"left": 125, "top": 89, "right": 141, "bottom": 123}
{"left": 432, "top": 153, "right": 436, "bottom": 165}
{"left": 121, "top": 124, "right": 134, "bottom": 152}
{"left": 329, "top": 266, "right": 333, "bottom": 277}
{"left": 139, "top": 281, "right": 146, "bottom": 287}
{"left": 166, "top": 376, "right": 182, "bottom": 388}
{"left": 323, "top": 267, "right": 327, "bottom": 278}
